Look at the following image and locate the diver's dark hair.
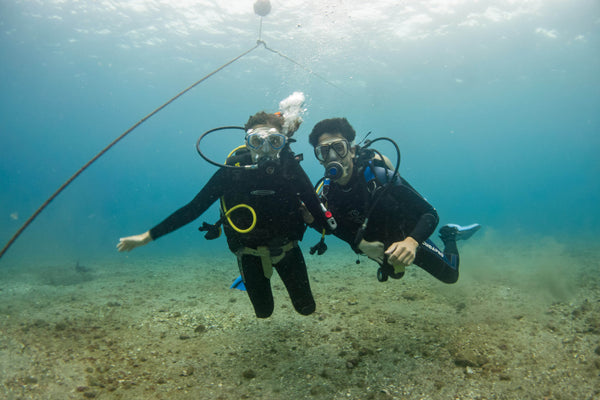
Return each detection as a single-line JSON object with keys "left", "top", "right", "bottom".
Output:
{"left": 244, "top": 111, "right": 284, "bottom": 131}
{"left": 309, "top": 118, "right": 356, "bottom": 147}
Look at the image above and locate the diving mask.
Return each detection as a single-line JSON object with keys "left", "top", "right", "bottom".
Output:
{"left": 245, "top": 127, "right": 287, "bottom": 163}
{"left": 316, "top": 139, "right": 353, "bottom": 182}
{"left": 314, "top": 140, "right": 349, "bottom": 162}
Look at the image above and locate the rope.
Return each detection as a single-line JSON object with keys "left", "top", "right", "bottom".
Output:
{"left": 0, "top": 43, "right": 260, "bottom": 260}
{"left": 257, "top": 40, "right": 348, "bottom": 94}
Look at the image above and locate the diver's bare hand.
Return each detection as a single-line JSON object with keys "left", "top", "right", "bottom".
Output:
{"left": 358, "top": 239, "right": 385, "bottom": 264}
{"left": 385, "top": 237, "right": 418, "bottom": 267}
{"left": 117, "top": 231, "right": 152, "bottom": 252}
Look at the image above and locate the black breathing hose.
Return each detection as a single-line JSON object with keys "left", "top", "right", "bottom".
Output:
{"left": 195, "top": 126, "right": 254, "bottom": 169}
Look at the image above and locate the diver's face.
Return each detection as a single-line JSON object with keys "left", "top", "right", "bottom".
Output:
{"left": 316, "top": 132, "right": 355, "bottom": 185}
{"left": 246, "top": 124, "right": 287, "bottom": 163}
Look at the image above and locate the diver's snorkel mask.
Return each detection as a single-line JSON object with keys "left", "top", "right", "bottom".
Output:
{"left": 245, "top": 127, "right": 287, "bottom": 167}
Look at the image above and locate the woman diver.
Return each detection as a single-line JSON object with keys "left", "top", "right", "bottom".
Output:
{"left": 117, "top": 94, "right": 332, "bottom": 318}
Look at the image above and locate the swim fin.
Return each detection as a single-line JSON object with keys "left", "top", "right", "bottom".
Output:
{"left": 230, "top": 275, "right": 246, "bottom": 291}
{"left": 439, "top": 223, "right": 481, "bottom": 242}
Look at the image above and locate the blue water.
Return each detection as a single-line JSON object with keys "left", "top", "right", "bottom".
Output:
{"left": 1, "top": 0, "right": 599, "bottom": 264}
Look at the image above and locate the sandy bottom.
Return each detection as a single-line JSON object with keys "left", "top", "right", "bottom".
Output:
{"left": 1, "top": 233, "right": 599, "bottom": 400}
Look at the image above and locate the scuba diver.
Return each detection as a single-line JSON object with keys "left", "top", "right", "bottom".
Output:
{"left": 117, "top": 96, "right": 333, "bottom": 318}
{"left": 308, "top": 117, "right": 480, "bottom": 283}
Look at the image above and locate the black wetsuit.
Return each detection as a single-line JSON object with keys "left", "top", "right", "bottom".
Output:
{"left": 150, "top": 147, "right": 328, "bottom": 317}
{"left": 323, "top": 162, "right": 460, "bottom": 283}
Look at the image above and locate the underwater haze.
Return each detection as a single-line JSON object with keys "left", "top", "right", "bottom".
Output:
{"left": 2, "top": 2, "right": 600, "bottom": 400}
{"left": 1, "top": 0, "right": 599, "bottom": 261}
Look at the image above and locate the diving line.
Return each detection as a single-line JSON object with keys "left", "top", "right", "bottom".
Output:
{"left": 258, "top": 40, "right": 348, "bottom": 95}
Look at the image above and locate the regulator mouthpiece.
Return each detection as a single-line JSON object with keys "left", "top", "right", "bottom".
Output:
{"left": 325, "top": 162, "right": 344, "bottom": 180}
{"left": 258, "top": 158, "right": 279, "bottom": 175}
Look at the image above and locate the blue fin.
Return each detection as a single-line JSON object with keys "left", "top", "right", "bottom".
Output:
{"left": 230, "top": 275, "right": 246, "bottom": 291}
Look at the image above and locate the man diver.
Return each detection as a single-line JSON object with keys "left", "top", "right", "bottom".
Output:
{"left": 117, "top": 107, "right": 331, "bottom": 318}
{"left": 308, "top": 117, "right": 480, "bottom": 283}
